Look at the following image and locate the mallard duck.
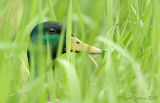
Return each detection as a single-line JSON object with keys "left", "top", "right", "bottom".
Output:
{"left": 28, "top": 21, "right": 101, "bottom": 62}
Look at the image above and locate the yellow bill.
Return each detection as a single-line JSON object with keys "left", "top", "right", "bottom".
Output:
{"left": 71, "top": 37, "right": 101, "bottom": 54}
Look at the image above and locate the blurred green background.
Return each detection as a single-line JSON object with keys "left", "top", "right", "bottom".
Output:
{"left": 0, "top": 0, "right": 160, "bottom": 103}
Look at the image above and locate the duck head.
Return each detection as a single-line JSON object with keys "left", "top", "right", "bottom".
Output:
{"left": 30, "top": 21, "right": 101, "bottom": 59}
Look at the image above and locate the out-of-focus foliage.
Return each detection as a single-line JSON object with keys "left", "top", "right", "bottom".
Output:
{"left": 0, "top": 0, "right": 159, "bottom": 103}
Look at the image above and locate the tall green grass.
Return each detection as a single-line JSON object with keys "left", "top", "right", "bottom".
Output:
{"left": 0, "top": 0, "right": 159, "bottom": 103}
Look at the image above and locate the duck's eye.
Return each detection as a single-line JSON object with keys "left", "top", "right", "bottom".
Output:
{"left": 48, "top": 28, "right": 56, "bottom": 34}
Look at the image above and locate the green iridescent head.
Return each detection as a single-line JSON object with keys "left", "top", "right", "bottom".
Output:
{"left": 30, "top": 21, "right": 66, "bottom": 55}
{"left": 30, "top": 21, "right": 101, "bottom": 59}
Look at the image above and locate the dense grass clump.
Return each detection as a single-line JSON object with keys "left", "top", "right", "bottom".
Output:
{"left": 0, "top": 0, "right": 159, "bottom": 103}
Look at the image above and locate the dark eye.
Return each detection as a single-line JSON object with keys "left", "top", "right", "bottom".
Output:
{"left": 48, "top": 28, "right": 56, "bottom": 34}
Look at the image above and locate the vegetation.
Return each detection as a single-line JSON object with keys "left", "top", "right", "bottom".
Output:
{"left": 0, "top": 0, "right": 159, "bottom": 102}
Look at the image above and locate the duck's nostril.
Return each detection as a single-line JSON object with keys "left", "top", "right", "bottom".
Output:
{"left": 76, "top": 41, "right": 80, "bottom": 44}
